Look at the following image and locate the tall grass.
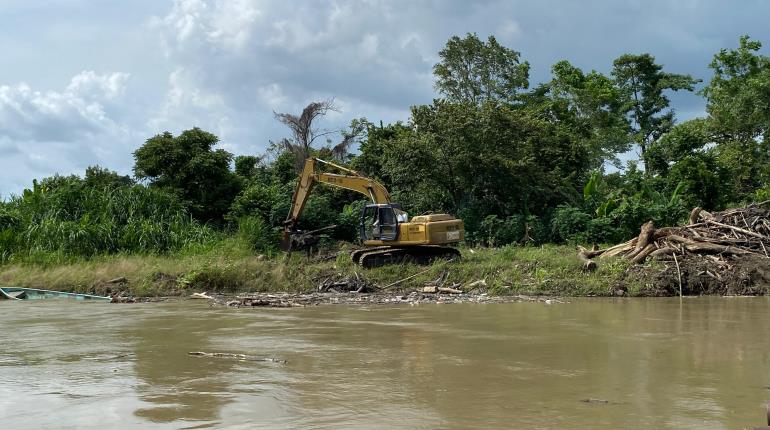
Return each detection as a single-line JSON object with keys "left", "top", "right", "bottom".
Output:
{"left": 0, "top": 177, "right": 219, "bottom": 264}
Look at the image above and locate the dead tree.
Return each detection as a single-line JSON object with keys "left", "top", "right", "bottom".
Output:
{"left": 272, "top": 99, "right": 364, "bottom": 171}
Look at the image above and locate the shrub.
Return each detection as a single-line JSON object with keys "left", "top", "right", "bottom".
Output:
{"left": 237, "top": 216, "right": 277, "bottom": 253}
{"left": 550, "top": 205, "right": 592, "bottom": 243}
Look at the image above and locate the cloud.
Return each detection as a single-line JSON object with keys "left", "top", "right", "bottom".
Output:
{"left": 66, "top": 71, "right": 130, "bottom": 100}
{"left": 5, "top": 0, "right": 770, "bottom": 198}
{"left": 0, "top": 71, "right": 133, "bottom": 196}
{"left": 0, "top": 71, "right": 129, "bottom": 142}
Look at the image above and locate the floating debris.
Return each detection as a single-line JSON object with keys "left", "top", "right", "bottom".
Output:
{"left": 188, "top": 351, "right": 286, "bottom": 363}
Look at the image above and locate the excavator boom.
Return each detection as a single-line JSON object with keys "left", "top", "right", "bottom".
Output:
{"left": 284, "top": 157, "right": 391, "bottom": 230}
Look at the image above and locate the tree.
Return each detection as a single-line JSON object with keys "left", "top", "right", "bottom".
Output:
{"left": 537, "top": 60, "right": 630, "bottom": 168}
{"left": 701, "top": 36, "right": 770, "bottom": 200}
{"left": 234, "top": 155, "right": 262, "bottom": 179}
{"left": 133, "top": 127, "right": 241, "bottom": 222}
{"left": 611, "top": 54, "right": 699, "bottom": 172}
{"left": 84, "top": 166, "right": 135, "bottom": 189}
{"left": 272, "top": 100, "right": 366, "bottom": 171}
{"left": 433, "top": 33, "right": 530, "bottom": 104}
{"left": 702, "top": 35, "right": 770, "bottom": 140}
{"left": 359, "top": 99, "right": 591, "bottom": 220}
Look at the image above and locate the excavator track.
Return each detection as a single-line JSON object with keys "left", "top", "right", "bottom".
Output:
{"left": 351, "top": 246, "right": 461, "bottom": 268}
{"left": 350, "top": 246, "right": 392, "bottom": 265}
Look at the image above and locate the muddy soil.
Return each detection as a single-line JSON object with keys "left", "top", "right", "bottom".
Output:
{"left": 625, "top": 254, "right": 770, "bottom": 296}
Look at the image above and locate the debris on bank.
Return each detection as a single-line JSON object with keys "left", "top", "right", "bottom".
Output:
{"left": 581, "top": 202, "right": 770, "bottom": 295}
{"left": 202, "top": 267, "right": 567, "bottom": 307}
{"left": 216, "top": 291, "right": 563, "bottom": 307}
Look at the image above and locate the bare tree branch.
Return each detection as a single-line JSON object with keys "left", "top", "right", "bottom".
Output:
{"left": 274, "top": 99, "right": 365, "bottom": 170}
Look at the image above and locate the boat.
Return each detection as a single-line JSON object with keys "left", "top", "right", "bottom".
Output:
{"left": 0, "top": 287, "right": 111, "bottom": 302}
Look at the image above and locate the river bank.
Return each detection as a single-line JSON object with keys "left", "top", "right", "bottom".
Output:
{"left": 2, "top": 241, "right": 768, "bottom": 298}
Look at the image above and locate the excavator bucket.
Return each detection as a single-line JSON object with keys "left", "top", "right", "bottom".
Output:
{"left": 279, "top": 230, "right": 293, "bottom": 252}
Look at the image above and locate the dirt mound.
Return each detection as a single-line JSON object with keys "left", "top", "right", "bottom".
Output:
{"left": 582, "top": 202, "right": 770, "bottom": 295}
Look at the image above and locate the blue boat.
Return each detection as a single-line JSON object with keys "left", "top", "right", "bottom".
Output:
{"left": 0, "top": 287, "right": 111, "bottom": 302}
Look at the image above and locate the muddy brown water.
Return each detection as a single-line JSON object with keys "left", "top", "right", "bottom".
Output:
{"left": 1, "top": 298, "right": 769, "bottom": 429}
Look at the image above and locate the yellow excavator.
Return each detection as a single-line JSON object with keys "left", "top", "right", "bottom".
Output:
{"left": 282, "top": 157, "right": 464, "bottom": 267}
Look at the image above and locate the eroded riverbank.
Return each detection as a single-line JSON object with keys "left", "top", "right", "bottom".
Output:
{"left": 3, "top": 244, "right": 770, "bottom": 299}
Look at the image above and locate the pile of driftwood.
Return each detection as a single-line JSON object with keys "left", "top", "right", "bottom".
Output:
{"left": 579, "top": 203, "right": 770, "bottom": 290}
{"left": 317, "top": 272, "right": 374, "bottom": 293}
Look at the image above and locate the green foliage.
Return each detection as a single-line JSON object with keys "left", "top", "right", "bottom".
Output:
{"left": 229, "top": 181, "right": 283, "bottom": 222}
{"left": 539, "top": 60, "right": 630, "bottom": 167}
{"left": 1, "top": 173, "right": 218, "bottom": 263}
{"left": 550, "top": 205, "right": 592, "bottom": 243}
{"left": 433, "top": 33, "right": 530, "bottom": 104}
{"left": 479, "top": 215, "right": 525, "bottom": 247}
{"left": 133, "top": 127, "right": 241, "bottom": 223}
{"left": 611, "top": 53, "right": 700, "bottom": 171}
{"left": 234, "top": 155, "right": 262, "bottom": 179}
{"left": 701, "top": 36, "right": 770, "bottom": 201}
{"left": 236, "top": 216, "right": 277, "bottom": 253}
{"left": 703, "top": 35, "right": 770, "bottom": 139}
{"left": 337, "top": 200, "right": 367, "bottom": 242}
{"left": 84, "top": 166, "right": 135, "bottom": 189}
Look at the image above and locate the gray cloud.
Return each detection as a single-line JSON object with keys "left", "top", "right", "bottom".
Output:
{"left": 3, "top": 0, "right": 770, "bottom": 196}
{"left": 0, "top": 71, "right": 129, "bottom": 142}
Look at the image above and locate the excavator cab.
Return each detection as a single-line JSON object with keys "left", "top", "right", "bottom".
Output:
{"left": 360, "top": 204, "right": 405, "bottom": 242}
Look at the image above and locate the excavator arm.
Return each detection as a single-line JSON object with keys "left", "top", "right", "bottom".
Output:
{"left": 284, "top": 157, "right": 391, "bottom": 231}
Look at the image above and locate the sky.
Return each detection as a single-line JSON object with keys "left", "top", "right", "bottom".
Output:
{"left": 2, "top": 0, "right": 770, "bottom": 197}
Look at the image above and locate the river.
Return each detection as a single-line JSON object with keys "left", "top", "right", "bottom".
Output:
{"left": 1, "top": 298, "right": 769, "bottom": 429}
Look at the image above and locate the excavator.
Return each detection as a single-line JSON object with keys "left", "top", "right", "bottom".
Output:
{"left": 282, "top": 157, "right": 464, "bottom": 268}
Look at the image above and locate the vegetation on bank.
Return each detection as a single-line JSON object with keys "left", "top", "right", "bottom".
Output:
{"left": 0, "top": 242, "right": 654, "bottom": 297}
{"left": 2, "top": 34, "right": 770, "bottom": 297}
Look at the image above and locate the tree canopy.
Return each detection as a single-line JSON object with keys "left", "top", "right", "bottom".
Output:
{"left": 133, "top": 127, "right": 241, "bottom": 223}
{"left": 433, "top": 33, "right": 530, "bottom": 104}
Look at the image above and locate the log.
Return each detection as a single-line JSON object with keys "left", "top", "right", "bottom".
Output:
{"left": 598, "top": 238, "right": 637, "bottom": 259}
{"left": 422, "top": 286, "right": 438, "bottom": 293}
{"left": 380, "top": 267, "right": 434, "bottom": 290}
{"left": 706, "top": 220, "right": 770, "bottom": 241}
{"left": 667, "top": 234, "right": 754, "bottom": 255}
{"left": 689, "top": 207, "right": 702, "bottom": 225}
{"left": 577, "top": 246, "right": 598, "bottom": 271}
{"left": 465, "top": 279, "right": 487, "bottom": 289}
{"left": 188, "top": 351, "right": 286, "bottom": 363}
{"left": 631, "top": 243, "right": 656, "bottom": 264}
{"left": 437, "top": 287, "right": 463, "bottom": 294}
{"left": 577, "top": 245, "right": 605, "bottom": 259}
{"left": 649, "top": 247, "right": 676, "bottom": 259}
{"left": 630, "top": 221, "right": 655, "bottom": 257}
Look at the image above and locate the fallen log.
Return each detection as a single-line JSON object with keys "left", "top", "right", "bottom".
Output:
{"left": 577, "top": 246, "right": 598, "bottom": 271}
{"left": 627, "top": 221, "right": 655, "bottom": 260}
{"left": 631, "top": 243, "right": 656, "bottom": 264}
{"left": 188, "top": 351, "right": 286, "bottom": 363}
{"left": 599, "top": 238, "right": 636, "bottom": 259}
{"left": 649, "top": 247, "right": 676, "bottom": 259}
{"left": 380, "top": 267, "right": 434, "bottom": 290}
{"left": 465, "top": 279, "right": 487, "bottom": 289}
